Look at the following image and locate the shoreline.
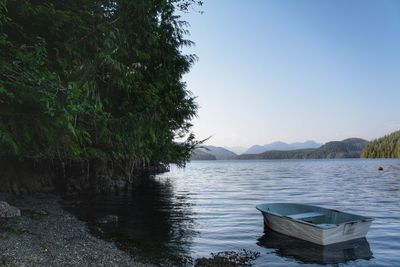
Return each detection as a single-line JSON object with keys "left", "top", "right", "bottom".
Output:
{"left": 0, "top": 193, "right": 153, "bottom": 267}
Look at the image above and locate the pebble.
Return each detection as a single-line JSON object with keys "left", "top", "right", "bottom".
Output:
{"left": 0, "top": 193, "right": 153, "bottom": 267}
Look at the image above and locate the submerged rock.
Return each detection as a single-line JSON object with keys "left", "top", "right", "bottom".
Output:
{"left": 21, "top": 208, "right": 48, "bottom": 219}
{"left": 195, "top": 250, "right": 260, "bottom": 267}
{"left": 97, "top": 214, "right": 119, "bottom": 224}
{"left": 0, "top": 201, "right": 21, "bottom": 218}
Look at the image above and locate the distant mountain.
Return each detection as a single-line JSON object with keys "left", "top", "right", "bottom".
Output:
{"left": 238, "top": 138, "right": 368, "bottom": 160}
{"left": 224, "top": 146, "right": 247, "bottom": 155}
{"left": 361, "top": 131, "right": 400, "bottom": 158}
{"left": 201, "top": 146, "right": 237, "bottom": 160}
{"left": 190, "top": 146, "right": 237, "bottom": 160}
{"left": 244, "top": 141, "right": 321, "bottom": 154}
{"left": 291, "top": 140, "right": 322, "bottom": 150}
{"left": 190, "top": 149, "right": 216, "bottom": 160}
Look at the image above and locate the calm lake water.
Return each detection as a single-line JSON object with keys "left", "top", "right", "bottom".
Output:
{"left": 64, "top": 159, "right": 400, "bottom": 266}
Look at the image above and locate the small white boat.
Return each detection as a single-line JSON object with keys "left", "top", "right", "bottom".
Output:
{"left": 256, "top": 203, "right": 373, "bottom": 245}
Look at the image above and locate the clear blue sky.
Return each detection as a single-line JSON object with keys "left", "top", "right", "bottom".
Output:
{"left": 182, "top": 0, "right": 400, "bottom": 147}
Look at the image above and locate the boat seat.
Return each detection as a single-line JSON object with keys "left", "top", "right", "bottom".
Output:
{"left": 286, "top": 212, "right": 324, "bottom": 220}
{"left": 317, "top": 223, "right": 337, "bottom": 229}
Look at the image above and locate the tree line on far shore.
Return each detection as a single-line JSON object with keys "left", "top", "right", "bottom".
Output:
{"left": 191, "top": 131, "right": 400, "bottom": 160}
{"left": 361, "top": 130, "right": 400, "bottom": 158}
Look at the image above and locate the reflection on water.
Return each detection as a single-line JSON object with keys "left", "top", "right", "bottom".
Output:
{"left": 257, "top": 231, "right": 373, "bottom": 265}
{"left": 63, "top": 177, "right": 196, "bottom": 265}
{"left": 63, "top": 159, "right": 400, "bottom": 266}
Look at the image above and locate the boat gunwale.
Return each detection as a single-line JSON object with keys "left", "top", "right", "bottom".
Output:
{"left": 256, "top": 203, "right": 374, "bottom": 230}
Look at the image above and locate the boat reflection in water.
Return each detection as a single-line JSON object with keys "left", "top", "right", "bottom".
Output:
{"left": 257, "top": 231, "right": 373, "bottom": 265}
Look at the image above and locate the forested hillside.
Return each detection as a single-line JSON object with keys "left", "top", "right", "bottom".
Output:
{"left": 238, "top": 138, "right": 368, "bottom": 160}
{"left": 0, "top": 0, "right": 201, "bottom": 192}
{"left": 361, "top": 131, "right": 400, "bottom": 158}
{"left": 190, "top": 146, "right": 237, "bottom": 160}
{"left": 190, "top": 149, "right": 216, "bottom": 160}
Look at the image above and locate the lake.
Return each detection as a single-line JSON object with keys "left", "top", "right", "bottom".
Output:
{"left": 64, "top": 159, "right": 400, "bottom": 266}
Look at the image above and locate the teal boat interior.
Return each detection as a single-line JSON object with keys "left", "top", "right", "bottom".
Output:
{"left": 256, "top": 203, "right": 373, "bottom": 228}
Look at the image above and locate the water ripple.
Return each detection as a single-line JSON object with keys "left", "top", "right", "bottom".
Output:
{"left": 65, "top": 159, "right": 400, "bottom": 266}
{"left": 158, "top": 159, "right": 400, "bottom": 266}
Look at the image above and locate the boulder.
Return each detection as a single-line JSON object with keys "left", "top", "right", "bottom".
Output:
{"left": 0, "top": 201, "right": 21, "bottom": 218}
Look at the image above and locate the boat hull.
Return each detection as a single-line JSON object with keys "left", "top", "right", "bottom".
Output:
{"left": 261, "top": 212, "right": 371, "bottom": 245}
{"left": 257, "top": 203, "right": 373, "bottom": 246}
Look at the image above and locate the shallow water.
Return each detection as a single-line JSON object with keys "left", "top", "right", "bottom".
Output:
{"left": 64, "top": 159, "right": 400, "bottom": 266}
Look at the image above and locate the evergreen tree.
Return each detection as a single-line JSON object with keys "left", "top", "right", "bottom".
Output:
{"left": 0, "top": 0, "right": 202, "bottom": 176}
{"left": 361, "top": 130, "right": 400, "bottom": 158}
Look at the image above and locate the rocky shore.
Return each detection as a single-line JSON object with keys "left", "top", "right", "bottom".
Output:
{"left": 0, "top": 193, "right": 152, "bottom": 267}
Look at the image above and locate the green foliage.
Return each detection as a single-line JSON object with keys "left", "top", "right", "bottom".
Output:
{"left": 0, "top": 0, "right": 200, "bottom": 170}
{"left": 361, "top": 130, "right": 400, "bottom": 158}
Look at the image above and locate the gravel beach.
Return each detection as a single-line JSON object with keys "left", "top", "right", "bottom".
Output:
{"left": 0, "top": 193, "right": 153, "bottom": 267}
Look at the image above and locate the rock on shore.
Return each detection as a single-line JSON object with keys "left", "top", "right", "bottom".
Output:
{"left": 0, "top": 193, "right": 153, "bottom": 267}
{"left": 0, "top": 201, "right": 20, "bottom": 218}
